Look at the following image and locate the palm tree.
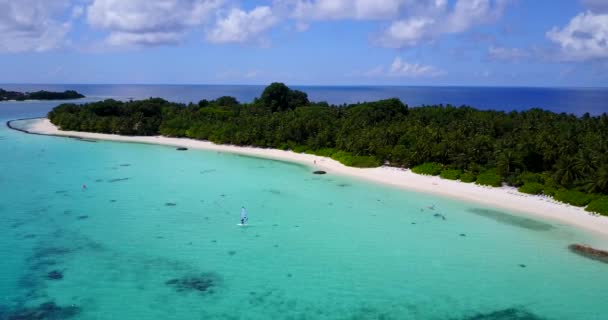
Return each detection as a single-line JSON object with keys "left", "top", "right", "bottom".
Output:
{"left": 496, "top": 150, "right": 524, "bottom": 177}
{"left": 586, "top": 165, "right": 608, "bottom": 194}
{"left": 574, "top": 150, "right": 597, "bottom": 179}
{"left": 553, "top": 156, "right": 582, "bottom": 188}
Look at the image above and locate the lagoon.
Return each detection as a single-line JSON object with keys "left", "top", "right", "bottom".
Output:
{"left": 1, "top": 97, "right": 608, "bottom": 319}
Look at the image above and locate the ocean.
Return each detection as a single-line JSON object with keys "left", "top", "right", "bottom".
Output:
{"left": 1, "top": 84, "right": 607, "bottom": 115}
{"left": 1, "top": 87, "right": 608, "bottom": 319}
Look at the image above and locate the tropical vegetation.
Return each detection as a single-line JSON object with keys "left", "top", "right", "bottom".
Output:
{"left": 47, "top": 83, "right": 608, "bottom": 215}
{"left": 1, "top": 88, "right": 84, "bottom": 101}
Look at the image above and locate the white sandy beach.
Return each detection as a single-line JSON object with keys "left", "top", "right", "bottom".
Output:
{"left": 15, "top": 118, "right": 608, "bottom": 237}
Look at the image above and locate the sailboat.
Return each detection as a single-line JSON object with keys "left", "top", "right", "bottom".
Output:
{"left": 237, "top": 207, "right": 248, "bottom": 226}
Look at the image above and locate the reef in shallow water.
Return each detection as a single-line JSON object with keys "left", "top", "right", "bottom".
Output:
{"left": 31, "top": 247, "right": 72, "bottom": 261}
{"left": 468, "top": 208, "right": 553, "bottom": 231}
{"left": 165, "top": 273, "right": 220, "bottom": 295}
{"left": 265, "top": 189, "right": 281, "bottom": 195}
{"left": 568, "top": 244, "right": 608, "bottom": 264}
{"left": 452, "top": 308, "right": 547, "bottom": 320}
{"left": 1, "top": 301, "right": 81, "bottom": 320}
{"left": 46, "top": 270, "right": 63, "bottom": 280}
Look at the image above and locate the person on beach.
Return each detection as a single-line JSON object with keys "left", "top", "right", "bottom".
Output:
{"left": 241, "top": 206, "right": 248, "bottom": 225}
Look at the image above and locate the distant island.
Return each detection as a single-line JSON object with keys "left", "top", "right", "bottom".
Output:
{"left": 47, "top": 82, "right": 608, "bottom": 215}
{"left": 0, "top": 88, "right": 84, "bottom": 101}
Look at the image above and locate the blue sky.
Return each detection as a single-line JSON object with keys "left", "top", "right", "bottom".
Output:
{"left": 0, "top": 0, "right": 607, "bottom": 86}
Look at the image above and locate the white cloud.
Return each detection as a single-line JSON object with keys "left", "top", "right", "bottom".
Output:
{"left": 581, "top": 0, "right": 608, "bottom": 13}
{"left": 377, "top": 0, "right": 510, "bottom": 48}
{"left": 546, "top": 11, "right": 608, "bottom": 61}
{"left": 71, "top": 5, "right": 84, "bottom": 19}
{"left": 488, "top": 45, "right": 529, "bottom": 61}
{"left": 287, "top": 0, "right": 407, "bottom": 20}
{"left": 351, "top": 57, "right": 444, "bottom": 79}
{"left": 87, "top": 0, "right": 224, "bottom": 46}
{"left": 107, "top": 32, "right": 183, "bottom": 46}
{"left": 0, "top": 0, "right": 72, "bottom": 53}
{"left": 363, "top": 65, "right": 385, "bottom": 77}
{"left": 378, "top": 17, "right": 435, "bottom": 47}
{"left": 295, "top": 21, "right": 310, "bottom": 31}
{"left": 448, "top": 0, "right": 506, "bottom": 33}
{"left": 244, "top": 70, "right": 261, "bottom": 78}
{"left": 207, "top": 6, "right": 278, "bottom": 44}
{"left": 389, "top": 57, "right": 444, "bottom": 77}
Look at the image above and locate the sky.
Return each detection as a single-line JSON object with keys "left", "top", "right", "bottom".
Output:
{"left": 0, "top": 0, "right": 607, "bottom": 86}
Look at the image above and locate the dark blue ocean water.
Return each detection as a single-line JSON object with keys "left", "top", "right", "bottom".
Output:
{"left": 1, "top": 84, "right": 607, "bottom": 116}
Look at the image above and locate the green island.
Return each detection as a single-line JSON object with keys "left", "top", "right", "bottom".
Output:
{"left": 48, "top": 83, "right": 608, "bottom": 215}
{"left": 0, "top": 88, "right": 85, "bottom": 101}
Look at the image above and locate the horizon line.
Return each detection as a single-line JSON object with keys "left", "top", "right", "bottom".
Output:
{"left": 1, "top": 83, "right": 607, "bottom": 90}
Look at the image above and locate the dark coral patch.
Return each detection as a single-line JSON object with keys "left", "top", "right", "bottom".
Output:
{"left": 29, "top": 259, "right": 57, "bottom": 272}
{"left": 451, "top": 308, "right": 546, "bottom": 320}
{"left": 32, "top": 247, "right": 72, "bottom": 260}
{"left": 569, "top": 243, "right": 608, "bottom": 264}
{"left": 11, "top": 222, "right": 25, "bottom": 229}
{"left": 3, "top": 302, "right": 81, "bottom": 320}
{"left": 433, "top": 213, "right": 446, "bottom": 220}
{"left": 47, "top": 270, "right": 64, "bottom": 280}
{"left": 468, "top": 208, "right": 553, "bottom": 231}
{"left": 165, "top": 273, "right": 219, "bottom": 295}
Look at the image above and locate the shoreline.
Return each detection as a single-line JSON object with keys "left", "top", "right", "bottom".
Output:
{"left": 10, "top": 118, "right": 608, "bottom": 238}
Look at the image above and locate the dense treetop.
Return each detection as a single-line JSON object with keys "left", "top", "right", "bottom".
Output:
{"left": 48, "top": 83, "right": 608, "bottom": 214}
{"left": 0, "top": 88, "right": 84, "bottom": 101}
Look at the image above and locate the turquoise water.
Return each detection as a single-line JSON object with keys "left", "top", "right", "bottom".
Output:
{"left": 2, "top": 103, "right": 608, "bottom": 319}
